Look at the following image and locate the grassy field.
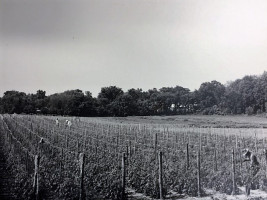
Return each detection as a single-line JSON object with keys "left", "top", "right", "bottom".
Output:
{"left": 98, "top": 114, "right": 267, "bottom": 128}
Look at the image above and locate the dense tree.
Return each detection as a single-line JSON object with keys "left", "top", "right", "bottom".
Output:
{"left": 36, "top": 90, "right": 46, "bottom": 99}
{"left": 79, "top": 91, "right": 98, "bottom": 116}
{"left": 62, "top": 89, "right": 85, "bottom": 116}
{"left": 46, "top": 89, "right": 98, "bottom": 116}
{"left": 254, "top": 72, "right": 267, "bottom": 113}
{"left": 23, "top": 94, "right": 36, "bottom": 114}
{"left": 2, "top": 72, "right": 267, "bottom": 116}
{"left": 47, "top": 93, "right": 64, "bottom": 115}
{"left": 126, "top": 88, "right": 143, "bottom": 116}
{"left": 180, "top": 90, "right": 198, "bottom": 114}
{"left": 0, "top": 97, "right": 3, "bottom": 113}
{"left": 97, "top": 86, "right": 124, "bottom": 116}
{"left": 197, "top": 81, "right": 225, "bottom": 114}
{"left": 1, "top": 91, "right": 27, "bottom": 114}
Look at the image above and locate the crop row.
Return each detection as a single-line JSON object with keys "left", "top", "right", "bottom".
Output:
{"left": 1, "top": 114, "right": 267, "bottom": 199}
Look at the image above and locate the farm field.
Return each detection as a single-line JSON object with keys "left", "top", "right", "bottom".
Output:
{"left": 99, "top": 114, "right": 267, "bottom": 128}
{"left": 1, "top": 114, "right": 267, "bottom": 199}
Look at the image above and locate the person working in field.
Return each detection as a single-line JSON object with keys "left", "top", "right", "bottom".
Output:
{"left": 67, "top": 120, "right": 72, "bottom": 129}
{"left": 56, "top": 118, "right": 59, "bottom": 127}
{"left": 65, "top": 120, "right": 69, "bottom": 127}
{"left": 65, "top": 120, "right": 72, "bottom": 129}
{"left": 242, "top": 149, "right": 260, "bottom": 196}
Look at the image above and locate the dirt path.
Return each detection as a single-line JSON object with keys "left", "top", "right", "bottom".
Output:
{"left": 0, "top": 135, "right": 16, "bottom": 200}
{"left": 177, "top": 187, "right": 267, "bottom": 200}
{"left": 128, "top": 187, "right": 267, "bottom": 200}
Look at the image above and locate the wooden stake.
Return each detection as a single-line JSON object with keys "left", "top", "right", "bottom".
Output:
{"left": 186, "top": 143, "right": 189, "bottom": 170}
{"left": 199, "top": 130, "right": 202, "bottom": 152}
{"left": 122, "top": 153, "right": 126, "bottom": 199}
{"left": 255, "top": 132, "right": 258, "bottom": 153}
{"left": 33, "top": 155, "right": 40, "bottom": 200}
{"left": 79, "top": 153, "right": 85, "bottom": 200}
{"left": 265, "top": 149, "right": 267, "bottom": 178}
{"left": 154, "top": 132, "right": 158, "bottom": 153}
{"left": 158, "top": 151, "right": 163, "bottom": 200}
{"left": 197, "top": 150, "right": 201, "bottom": 197}
{"left": 232, "top": 149, "right": 236, "bottom": 195}
{"left": 214, "top": 148, "right": 217, "bottom": 172}
{"left": 235, "top": 133, "right": 238, "bottom": 149}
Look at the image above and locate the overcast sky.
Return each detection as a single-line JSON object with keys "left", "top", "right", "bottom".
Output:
{"left": 1, "top": 0, "right": 267, "bottom": 97}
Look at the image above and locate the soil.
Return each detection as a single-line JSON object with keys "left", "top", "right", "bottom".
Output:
{"left": 128, "top": 187, "right": 267, "bottom": 200}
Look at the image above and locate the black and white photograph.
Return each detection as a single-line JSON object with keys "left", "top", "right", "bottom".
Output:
{"left": 2, "top": 0, "right": 267, "bottom": 199}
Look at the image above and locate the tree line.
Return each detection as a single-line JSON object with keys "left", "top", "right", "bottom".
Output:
{"left": 1, "top": 72, "right": 267, "bottom": 117}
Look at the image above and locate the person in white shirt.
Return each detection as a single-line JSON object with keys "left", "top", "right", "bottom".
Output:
{"left": 55, "top": 118, "right": 59, "bottom": 127}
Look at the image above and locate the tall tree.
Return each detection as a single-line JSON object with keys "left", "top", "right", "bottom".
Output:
{"left": 79, "top": 91, "right": 98, "bottom": 116}
{"left": 97, "top": 86, "right": 124, "bottom": 116}
{"left": 197, "top": 81, "right": 225, "bottom": 114}
{"left": 1, "top": 91, "right": 27, "bottom": 114}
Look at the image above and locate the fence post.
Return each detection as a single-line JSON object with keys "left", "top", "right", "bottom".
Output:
{"left": 38, "top": 138, "right": 44, "bottom": 156}
{"left": 199, "top": 130, "right": 201, "bottom": 152}
{"left": 79, "top": 153, "right": 85, "bottom": 200}
{"left": 239, "top": 149, "right": 243, "bottom": 183}
{"left": 122, "top": 153, "right": 126, "bottom": 199}
{"left": 197, "top": 150, "right": 201, "bottom": 197}
{"left": 223, "top": 135, "right": 226, "bottom": 152}
{"left": 235, "top": 133, "right": 238, "bottom": 149}
{"left": 186, "top": 143, "right": 189, "bottom": 170}
{"left": 255, "top": 132, "right": 258, "bottom": 154}
{"left": 60, "top": 148, "right": 64, "bottom": 172}
{"left": 33, "top": 155, "right": 40, "bottom": 200}
{"left": 265, "top": 149, "right": 267, "bottom": 178}
{"left": 154, "top": 132, "right": 158, "bottom": 153}
{"left": 126, "top": 145, "right": 129, "bottom": 158}
{"left": 83, "top": 135, "right": 86, "bottom": 152}
{"left": 232, "top": 149, "right": 236, "bottom": 195}
{"left": 158, "top": 151, "right": 163, "bottom": 200}
{"left": 214, "top": 148, "right": 217, "bottom": 172}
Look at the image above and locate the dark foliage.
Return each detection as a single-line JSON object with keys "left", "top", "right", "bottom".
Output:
{"left": 1, "top": 72, "right": 267, "bottom": 116}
